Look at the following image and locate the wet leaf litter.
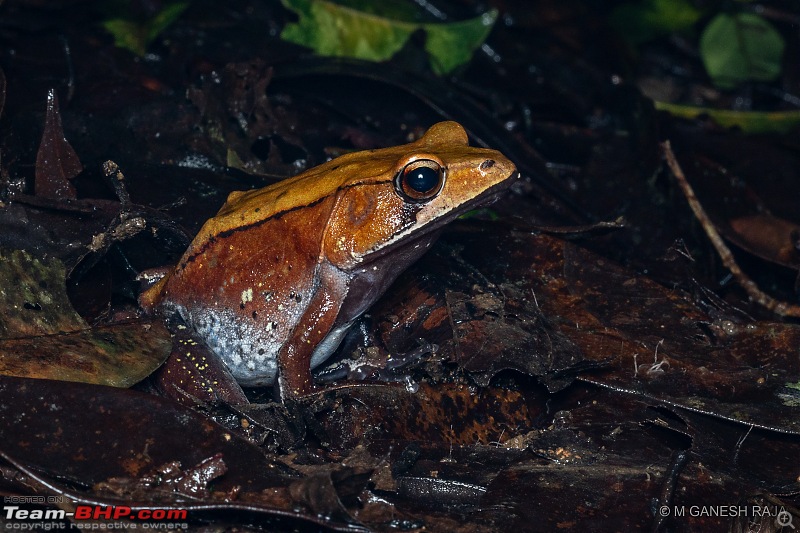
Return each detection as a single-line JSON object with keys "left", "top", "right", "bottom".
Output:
{"left": 1, "top": 1, "right": 799, "bottom": 531}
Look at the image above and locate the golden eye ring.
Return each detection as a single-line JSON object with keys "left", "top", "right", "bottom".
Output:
{"left": 395, "top": 159, "right": 445, "bottom": 202}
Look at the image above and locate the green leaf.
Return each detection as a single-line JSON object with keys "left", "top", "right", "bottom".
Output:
{"left": 103, "top": 18, "right": 149, "bottom": 56}
{"left": 700, "top": 13, "right": 785, "bottom": 89}
{"left": 148, "top": 2, "right": 191, "bottom": 43}
{"left": 281, "top": 0, "right": 414, "bottom": 62}
{"left": 280, "top": 0, "right": 497, "bottom": 74}
{"left": 610, "top": 0, "right": 702, "bottom": 45}
{"left": 102, "top": 1, "right": 189, "bottom": 57}
{"left": 424, "top": 11, "right": 498, "bottom": 75}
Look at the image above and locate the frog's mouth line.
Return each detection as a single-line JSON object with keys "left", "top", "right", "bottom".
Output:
{"left": 361, "top": 170, "right": 519, "bottom": 263}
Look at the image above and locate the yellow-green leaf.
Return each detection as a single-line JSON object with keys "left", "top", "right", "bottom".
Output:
{"left": 655, "top": 101, "right": 800, "bottom": 134}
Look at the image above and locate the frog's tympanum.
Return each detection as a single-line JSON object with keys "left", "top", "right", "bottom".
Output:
{"left": 140, "top": 122, "right": 518, "bottom": 399}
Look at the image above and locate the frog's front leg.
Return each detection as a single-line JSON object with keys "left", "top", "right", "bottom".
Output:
{"left": 276, "top": 263, "right": 349, "bottom": 400}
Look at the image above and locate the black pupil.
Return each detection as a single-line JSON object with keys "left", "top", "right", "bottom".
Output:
{"left": 406, "top": 166, "right": 439, "bottom": 193}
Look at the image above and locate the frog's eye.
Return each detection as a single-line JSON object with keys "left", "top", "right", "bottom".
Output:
{"left": 395, "top": 159, "right": 445, "bottom": 202}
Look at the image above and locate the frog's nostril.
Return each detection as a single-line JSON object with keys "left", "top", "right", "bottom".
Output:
{"left": 480, "top": 159, "right": 495, "bottom": 170}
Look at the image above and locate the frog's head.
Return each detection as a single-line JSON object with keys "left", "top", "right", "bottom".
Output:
{"left": 323, "top": 121, "right": 518, "bottom": 269}
{"left": 318, "top": 121, "right": 517, "bottom": 323}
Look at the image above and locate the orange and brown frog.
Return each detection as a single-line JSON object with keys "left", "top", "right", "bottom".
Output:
{"left": 140, "top": 122, "right": 518, "bottom": 400}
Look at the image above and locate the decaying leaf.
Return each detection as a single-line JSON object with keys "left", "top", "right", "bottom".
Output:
{"left": 556, "top": 238, "right": 800, "bottom": 433}
{"left": 728, "top": 214, "right": 800, "bottom": 269}
{"left": 0, "top": 248, "right": 86, "bottom": 338}
{"left": 379, "top": 226, "right": 800, "bottom": 435}
{"left": 0, "top": 321, "right": 172, "bottom": 388}
{"left": 0, "top": 249, "right": 170, "bottom": 387}
{"left": 317, "top": 383, "right": 537, "bottom": 449}
{"left": 34, "top": 89, "right": 82, "bottom": 199}
{"left": 0, "top": 376, "right": 298, "bottom": 491}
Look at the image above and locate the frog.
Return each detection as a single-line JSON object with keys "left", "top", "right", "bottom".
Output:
{"left": 140, "top": 121, "right": 518, "bottom": 400}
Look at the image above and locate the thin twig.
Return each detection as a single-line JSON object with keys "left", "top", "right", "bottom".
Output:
{"left": 662, "top": 140, "right": 800, "bottom": 318}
